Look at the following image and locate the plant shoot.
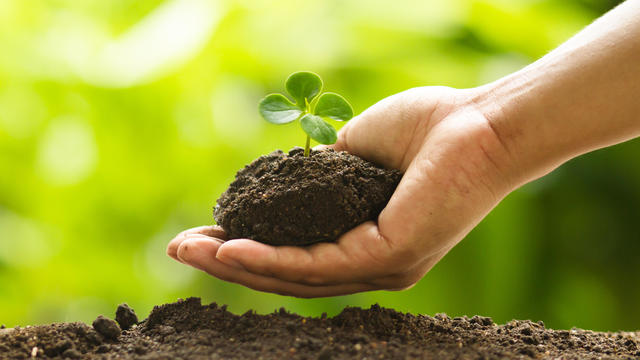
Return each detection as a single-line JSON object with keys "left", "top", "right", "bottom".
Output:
{"left": 258, "top": 72, "right": 353, "bottom": 156}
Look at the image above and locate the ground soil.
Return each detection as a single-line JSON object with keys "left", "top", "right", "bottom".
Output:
{"left": 214, "top": 147, "right": 402, "bottom": 246}
{"left": 1, "top": 298, "right": 638, "bottom": 359}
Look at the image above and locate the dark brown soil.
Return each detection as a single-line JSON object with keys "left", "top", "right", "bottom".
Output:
{"left": 1, "top": 298, "right": 638, "bottom": 359}
{"left": 214, "top": 147, "right": 402, "bottom": 246}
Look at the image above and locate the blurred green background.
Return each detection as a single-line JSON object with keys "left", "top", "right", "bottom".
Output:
{"left": 1, "top": 0, "right": 638, "bottom": 332}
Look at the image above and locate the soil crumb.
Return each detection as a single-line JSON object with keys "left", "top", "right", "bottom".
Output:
{"left": 115, "top": 304, "right": 138, "bottom": 331}
{"left": 1, "top": 297, "right": 638, "bottom": 359}
{"left": 91, "top": 316, "right": 120, "bottom": 341}
{"left": 214, "top": 147, "right": 402, "bottom": 246}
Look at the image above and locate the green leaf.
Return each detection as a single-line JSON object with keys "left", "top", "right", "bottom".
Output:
{"left": 285, "top": 71, "right": 323, "bottom": 107}
{"left": 300, "top": 114, "right": 337, "bottom": 144}
{"left": 258, "top": 94, "right": 302, "bottom": 124}
{"left": 313, "top": 92, "right": 353, "bottom": 121}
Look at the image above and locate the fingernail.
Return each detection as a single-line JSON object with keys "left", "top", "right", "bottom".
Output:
{"left": 178, "top": 240, "right": 212, "bottom": 272}
{"left": 176, "top": 240, "right": 196, "bottom": 263}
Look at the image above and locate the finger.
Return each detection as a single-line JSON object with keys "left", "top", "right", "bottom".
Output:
{"left": 176, "top": 237, "right": 378, "bottom": 297}
{"left": 215, "top": 221, "right": 401, "bottom": 286}
{"left": 167, "top": 225, "right": 227, "bottom": 261}
{"left": 311, "top": 122, "right": 352, "bottom": 153}
{"left": 332, "top": 121, "right": 352, "bottom": 152}
{"left": 168, "top": 233, "right": 221, "bottom": 264}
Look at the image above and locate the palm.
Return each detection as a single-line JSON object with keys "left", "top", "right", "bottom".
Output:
{"left": 167, "top": 87, "right": 512, "bottom": 297}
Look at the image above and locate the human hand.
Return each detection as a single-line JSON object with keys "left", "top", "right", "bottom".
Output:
{"left": 169, "top": 0, "right": 640, "bottom": 297}
{"left": 167, "top": 86, "right": 517, "bottom": 297}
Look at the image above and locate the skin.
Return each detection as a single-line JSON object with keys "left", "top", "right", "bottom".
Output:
{"left": 167, "top": 0, "right": 640, "bottom": 298}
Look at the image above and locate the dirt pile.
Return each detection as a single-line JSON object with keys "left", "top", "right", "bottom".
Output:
{"left": 214, "top": 148, "right": 402, "bottom": 246}
{"left": 1, "top": 297, "right": 638, "bottom": 359}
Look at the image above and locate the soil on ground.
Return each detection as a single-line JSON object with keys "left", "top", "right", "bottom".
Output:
{"left": 214, "top": 147, "right": 402, "bottom": 246}
{"left": 1, "top": 297, "right": 638, "bottom": 359}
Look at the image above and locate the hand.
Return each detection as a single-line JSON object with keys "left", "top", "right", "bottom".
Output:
{"left": 167, "top": 86, "right": 516, "bottom": 297}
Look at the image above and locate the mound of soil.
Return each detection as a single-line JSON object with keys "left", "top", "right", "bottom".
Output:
{"left": 214, "top": 147, "right": 402, "bottom": 246}
{"left": 1, "top": 298, "right": 638, "bottom": 359}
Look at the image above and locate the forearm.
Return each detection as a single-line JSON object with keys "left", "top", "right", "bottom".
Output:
{"left": 474, "top": 0, "right": 640, "bottom": 186}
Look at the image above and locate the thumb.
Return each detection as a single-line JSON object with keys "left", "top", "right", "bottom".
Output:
{"left": 333, "top": 120, "right": 352, "bottom": 152}
{"left": 312, "top": 121, "right": 353, "bottom": 152}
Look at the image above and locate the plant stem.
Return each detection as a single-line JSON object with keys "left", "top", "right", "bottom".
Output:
{"left": 304, "top": 135, "right": 311, "bottom": 157}
{"left": 303, "top": 98, "right": 312, "bottom": 157}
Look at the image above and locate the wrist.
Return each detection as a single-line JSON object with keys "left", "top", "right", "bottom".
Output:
{"left": 469, "top": 78, "right": 563, "bottom": 189}
{"left": 470, "top": 0, "right": 640, "bottom": 189}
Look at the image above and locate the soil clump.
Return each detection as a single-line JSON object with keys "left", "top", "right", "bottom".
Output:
{"left": 1, "top": 297, "right": 638, "bottom": 359}
{"left": 214, "top": 147, "right": 402, "bottom": 246}
{"left": 91, "top": 316, "right": 120, "bottom": 341}
{"left": 115, "top": 304, "right": 138, "bottom": 331}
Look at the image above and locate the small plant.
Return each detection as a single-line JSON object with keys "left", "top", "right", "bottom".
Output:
{"left": 258, "top": 71, "right": 354, "bottom": 157}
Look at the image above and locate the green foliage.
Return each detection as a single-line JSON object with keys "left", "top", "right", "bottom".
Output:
{"left": 300, "top": 114, "right": 338, "bottom": 145}
{"left": 285, "top": 71, "right": 323, "bottom": 107}
{"left": 257, "top": 94, "right": 301, "bottom": 124}
{"left": 258, "top": 72, "right": 353, "bottom": 155}
{"left": 314, "top": 93, "right": 354, "bottom": 121}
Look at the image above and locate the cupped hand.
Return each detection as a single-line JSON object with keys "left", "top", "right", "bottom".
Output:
{"left": 167, "top": 86, "right": 516, "bottom": 297}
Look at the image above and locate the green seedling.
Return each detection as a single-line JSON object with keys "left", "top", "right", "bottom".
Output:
{"left": 258, "top": 71, "right": 354, "bottom": 157}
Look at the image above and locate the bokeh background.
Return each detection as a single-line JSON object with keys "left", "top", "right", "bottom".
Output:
{"left": 1, "top": 0, "right": 638, "bottom": 332}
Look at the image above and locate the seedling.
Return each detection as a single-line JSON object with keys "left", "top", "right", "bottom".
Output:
{"left": 258, "top": 71, "right": 354, "bottom": 157}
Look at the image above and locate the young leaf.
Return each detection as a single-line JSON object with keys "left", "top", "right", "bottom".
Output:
{"left": 300, "top": 114, "right": 338, "bottom": 144}
{"left": 314, "top": 92, "right": 353, "bottom": 121}
{"left": 258, "top": 94, "right": 302, "bottom": 124}
{"left": 285, "top": 71, "right": 323, "bottom": 107}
